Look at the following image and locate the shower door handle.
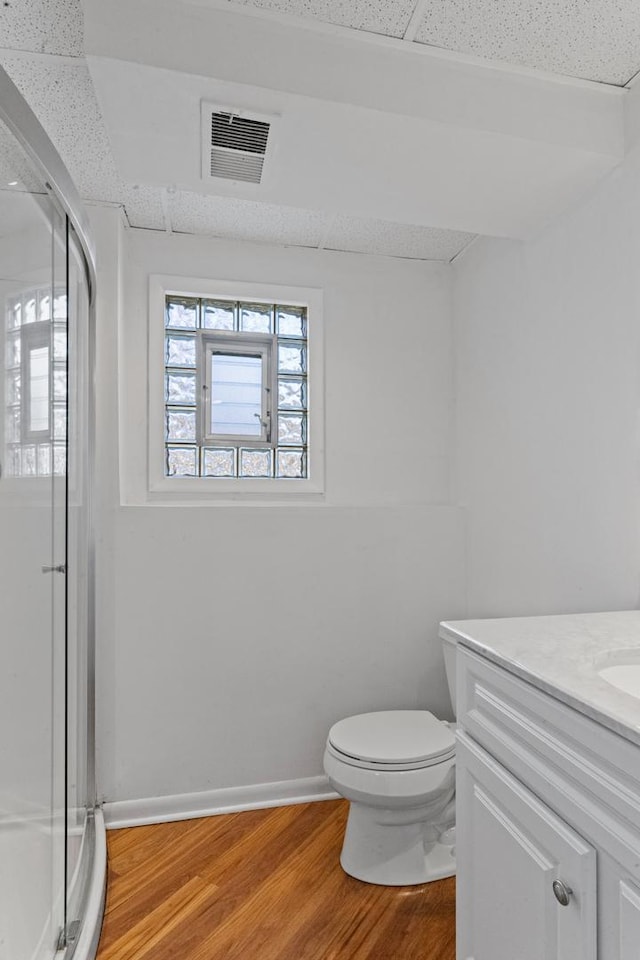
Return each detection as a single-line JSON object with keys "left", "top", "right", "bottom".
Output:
{"left": 42, "top": 564, "right": 66, "bottom": 574}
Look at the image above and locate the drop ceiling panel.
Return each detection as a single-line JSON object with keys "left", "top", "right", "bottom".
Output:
{"left": 414, "top": 0, "right": 640, "bottom": 85}
{"left": 324, "top": 215, "right": 473, "bottom": 260}
{"left": 230, "top": 0, "right": 416, "bottom": 37}
{"left": 229, "top": 0, "right": 640, "bottom": 85}
{"left": 0, "top": 118, "right": 44, "bottom": 194}
{"left": 169, "top": 191, "right": 330, "bottom": 246}
{"left": 0, "top": 0, "right": 84, "bottom": 57}
{"left": 121, "top": 185, "right": 166, "bottom": 230}
{"left": 0, "top": 52, "right": 168, "bottom": 229}
{"left": 168, "top": 190, "right": 471, "bottom": 259}
{"left": 0, "top": 55, "right": 125, "bottom": 202}
{"left": 0, "top": 53, "right": 156, "bottom": 217}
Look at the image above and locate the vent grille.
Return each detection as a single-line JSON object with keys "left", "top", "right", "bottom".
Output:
{"left": 207, "top": 111, "right": 271, "bottom": 184}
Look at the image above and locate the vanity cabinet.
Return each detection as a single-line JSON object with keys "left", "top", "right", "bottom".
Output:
{"left": 457, "top": 732, "right": 596, "bottom": 960}
{"left": 456, "top": 645, "right": 640, "bottom": 960}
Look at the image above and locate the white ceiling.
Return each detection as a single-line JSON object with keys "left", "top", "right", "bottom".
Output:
{"left": 229, "top": 0, "right": 640, "bottom": 85}
{"left": 0, "top": 0, "right": 635, "bottom": 261}
{"left": 232, "top": 0, "right": 417, "bottom": 38}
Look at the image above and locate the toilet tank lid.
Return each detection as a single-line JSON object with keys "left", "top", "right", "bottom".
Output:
{"left": 328, "top": 710, "right": 455, "bottom": 765}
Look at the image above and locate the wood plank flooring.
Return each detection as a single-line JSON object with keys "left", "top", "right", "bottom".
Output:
{"left": 96, "top": 799, "right": 456, "bottom": 960}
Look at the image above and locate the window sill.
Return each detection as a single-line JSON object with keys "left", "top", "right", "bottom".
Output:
{"left": 143, "top": 475, "right": 325, "bottom": 506}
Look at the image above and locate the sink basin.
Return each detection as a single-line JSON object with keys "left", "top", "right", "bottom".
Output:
{"left": 598, "top": 664, "right": 640, "bottom": 699}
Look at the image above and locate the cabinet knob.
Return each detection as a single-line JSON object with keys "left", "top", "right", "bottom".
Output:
{"left": 552, "top": 879, "right": 573, "bottom": 906}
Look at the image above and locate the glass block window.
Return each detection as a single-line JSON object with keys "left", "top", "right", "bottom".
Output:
{"left": 4, "top": 287, "right": 67, "bottom": 478}
{"left": 164, "top": 296, "right": 308, "bottom": 479}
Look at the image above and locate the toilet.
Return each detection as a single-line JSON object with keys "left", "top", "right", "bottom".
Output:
{"left": 323, "top": 632, "right": 458, "bottom": 886}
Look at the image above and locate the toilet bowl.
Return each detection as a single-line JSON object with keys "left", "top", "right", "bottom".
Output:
{"left": 324, "top": 631, "right": 458, "bottom": 886}
{"left": 324, "top": 710, "right": 456, "bottom": 886}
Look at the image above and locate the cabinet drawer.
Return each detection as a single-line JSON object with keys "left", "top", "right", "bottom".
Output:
{"left": 457, "top": 645, "right": 640, "bottom": 880}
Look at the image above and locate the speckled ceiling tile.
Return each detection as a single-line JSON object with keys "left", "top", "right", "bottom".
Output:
{"left": 0, "top": 0, "right": 84, "bottom": 57}
{"left": 0, "top": 116, "right": 44, "bottom": 192}
{"left": 324, "top": 214, "right": 474, "bottom": 261}
{"left": 230, "top": 0, "right": 417, "bottom": 37}
{"left": 122, "top": 185, "right": 167, "bottom": 230}
{"left": 0, "top": 54, "right": 125, "bottom": 202}
{"left": 415, "top": 0, "right": 640, "bottom": 86}
{"left": 169, "top": 191, "right": 331, "bottom": 246}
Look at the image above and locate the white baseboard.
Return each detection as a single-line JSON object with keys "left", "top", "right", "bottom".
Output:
{"left": 103, "top": 775, "right": 339, "bottom": 829}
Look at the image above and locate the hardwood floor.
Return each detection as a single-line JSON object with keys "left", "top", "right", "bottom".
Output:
{"left": 96, "top": 799, "right": 456, "bottom": 960}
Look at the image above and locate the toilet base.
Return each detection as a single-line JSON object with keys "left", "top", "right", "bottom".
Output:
{"left": 339, "top": 801, "right": 456, "bottom": 886}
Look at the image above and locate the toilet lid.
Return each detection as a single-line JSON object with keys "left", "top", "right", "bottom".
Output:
{"left": 328, "top": 711, "right": 455, "bottom": 766}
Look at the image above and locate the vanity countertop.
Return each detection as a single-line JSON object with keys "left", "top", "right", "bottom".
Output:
{"left": 440, "top": 609, "right": 640, "bottom": 747}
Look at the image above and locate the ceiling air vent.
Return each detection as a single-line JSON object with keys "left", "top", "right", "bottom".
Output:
{"left": 202, "top": 105, "right": 273, "bottom": 185}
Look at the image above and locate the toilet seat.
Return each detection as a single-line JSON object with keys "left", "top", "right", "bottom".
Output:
{"left": 327, "top": 710, "right": 455, "bottom": 772}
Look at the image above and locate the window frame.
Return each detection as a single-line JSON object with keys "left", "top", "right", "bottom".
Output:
{"left": 148, "top": 275, "right": 324, "bottom": 502}
{"left": 201, "top": 332, "right": 274, "bottom": 446}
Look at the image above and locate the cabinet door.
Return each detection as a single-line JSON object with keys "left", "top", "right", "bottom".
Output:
{"left": 619, "top": 880, "right": 640, "bottom": 960}
{"left": 456, "top": 732, "right": 596, "bottom": 960}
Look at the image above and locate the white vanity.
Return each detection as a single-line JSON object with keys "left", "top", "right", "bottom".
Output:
{"left": 440, "top": 610, "right": 640, "bottom": 960}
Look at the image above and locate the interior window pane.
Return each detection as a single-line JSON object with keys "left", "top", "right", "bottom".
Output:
{"left": 38, "top": 293, "right": 51, "bottom": 322}
{"left": 276, "top": 448, "right": 306, "bottom": 479}
{"left": 277, "top": 307, "right": 305, "bottom": 338}
{"left": 278, "top": 413, "right": 305, "bottom": 446}
{"left": 165, "top": 297, "right": 198, "bottom": 329}
{"left": 24, "top": 296, "right": 36, "bottom": 324}
{"left": 165, "top": 335, "right": 196, "bottom": 367}
{"left": 8, "top": 298, "right": 21, "bottom": 329}
{"left": 203, "top": 300, "right": 235, "bottom": 331}
{"left": 166, "top": 445, "right": 198, "bottom": 476}
{"left": 165, "top": 370, "right": 196, "bottom": 405}
{"left": 6, "top": 333, "right": 20, "bottom": 368}
{"left": 203, "top": 447, "right": 236, "bottom": 477}
{"left": 210, "top": 353, "right": 262, "bottom": 436}
{"left": 239, "top": 303, "right": 272, "bottom": 334}
{"left": 37, "top": 443, "right": 51, "bottom": 476}
{"left": 53, "top": 326, "right": 66, "bottom": 360}
{"left": 166, "top": 408, "right": 196, "bottom": 442}
{"left": 53, "top": 365, "right": 66, "bottom": 401}
{"left": 7, "top": 371, "right": 21, "bottom": 404}
{"left": 7, "top": 445, "right": 20, "bottom": 476}
{"left": 22, "top": 443, "right": 36, "bottom": 475}
{"left": 278, "top": 342, "right": 305, "bottom": 374}
{"left": 278, "top": 377, "right": 305, "bottom": 410}
{"left": 29, "top": 344, "right": 49, "bottom": 432}
{"left": 53, "top": 405, "right": 66, "bottom": 440}
{"left": 239, "top": 448, "right": 273, "bottom": 477}
{"left": 5, "top": 407, "right": 20, "bottom": 442}
{"left": 53, "top": 444, "right": 66, "bottom": 476}
{"left": 53, "top": 292, "right": 67, "bottom": 319}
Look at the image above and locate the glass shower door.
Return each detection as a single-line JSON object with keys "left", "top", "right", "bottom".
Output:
{"left": 0, "top": 122, "right": 67, "bottom": 960}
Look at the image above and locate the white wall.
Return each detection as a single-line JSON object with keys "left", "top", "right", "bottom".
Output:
{"left": 453, "top": 144, "right": 640, "bottom": 618}
{"left": 94, "top": 223, "right": 466, "bottom": 804}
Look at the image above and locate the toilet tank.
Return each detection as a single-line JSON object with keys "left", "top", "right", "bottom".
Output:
{"left": 441, "top": 632, "right": 458, "bottom": 717}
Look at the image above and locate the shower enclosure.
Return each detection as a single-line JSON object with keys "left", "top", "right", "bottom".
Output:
{"left": 0, "top": 66, "right": 105, "bottom": 960}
